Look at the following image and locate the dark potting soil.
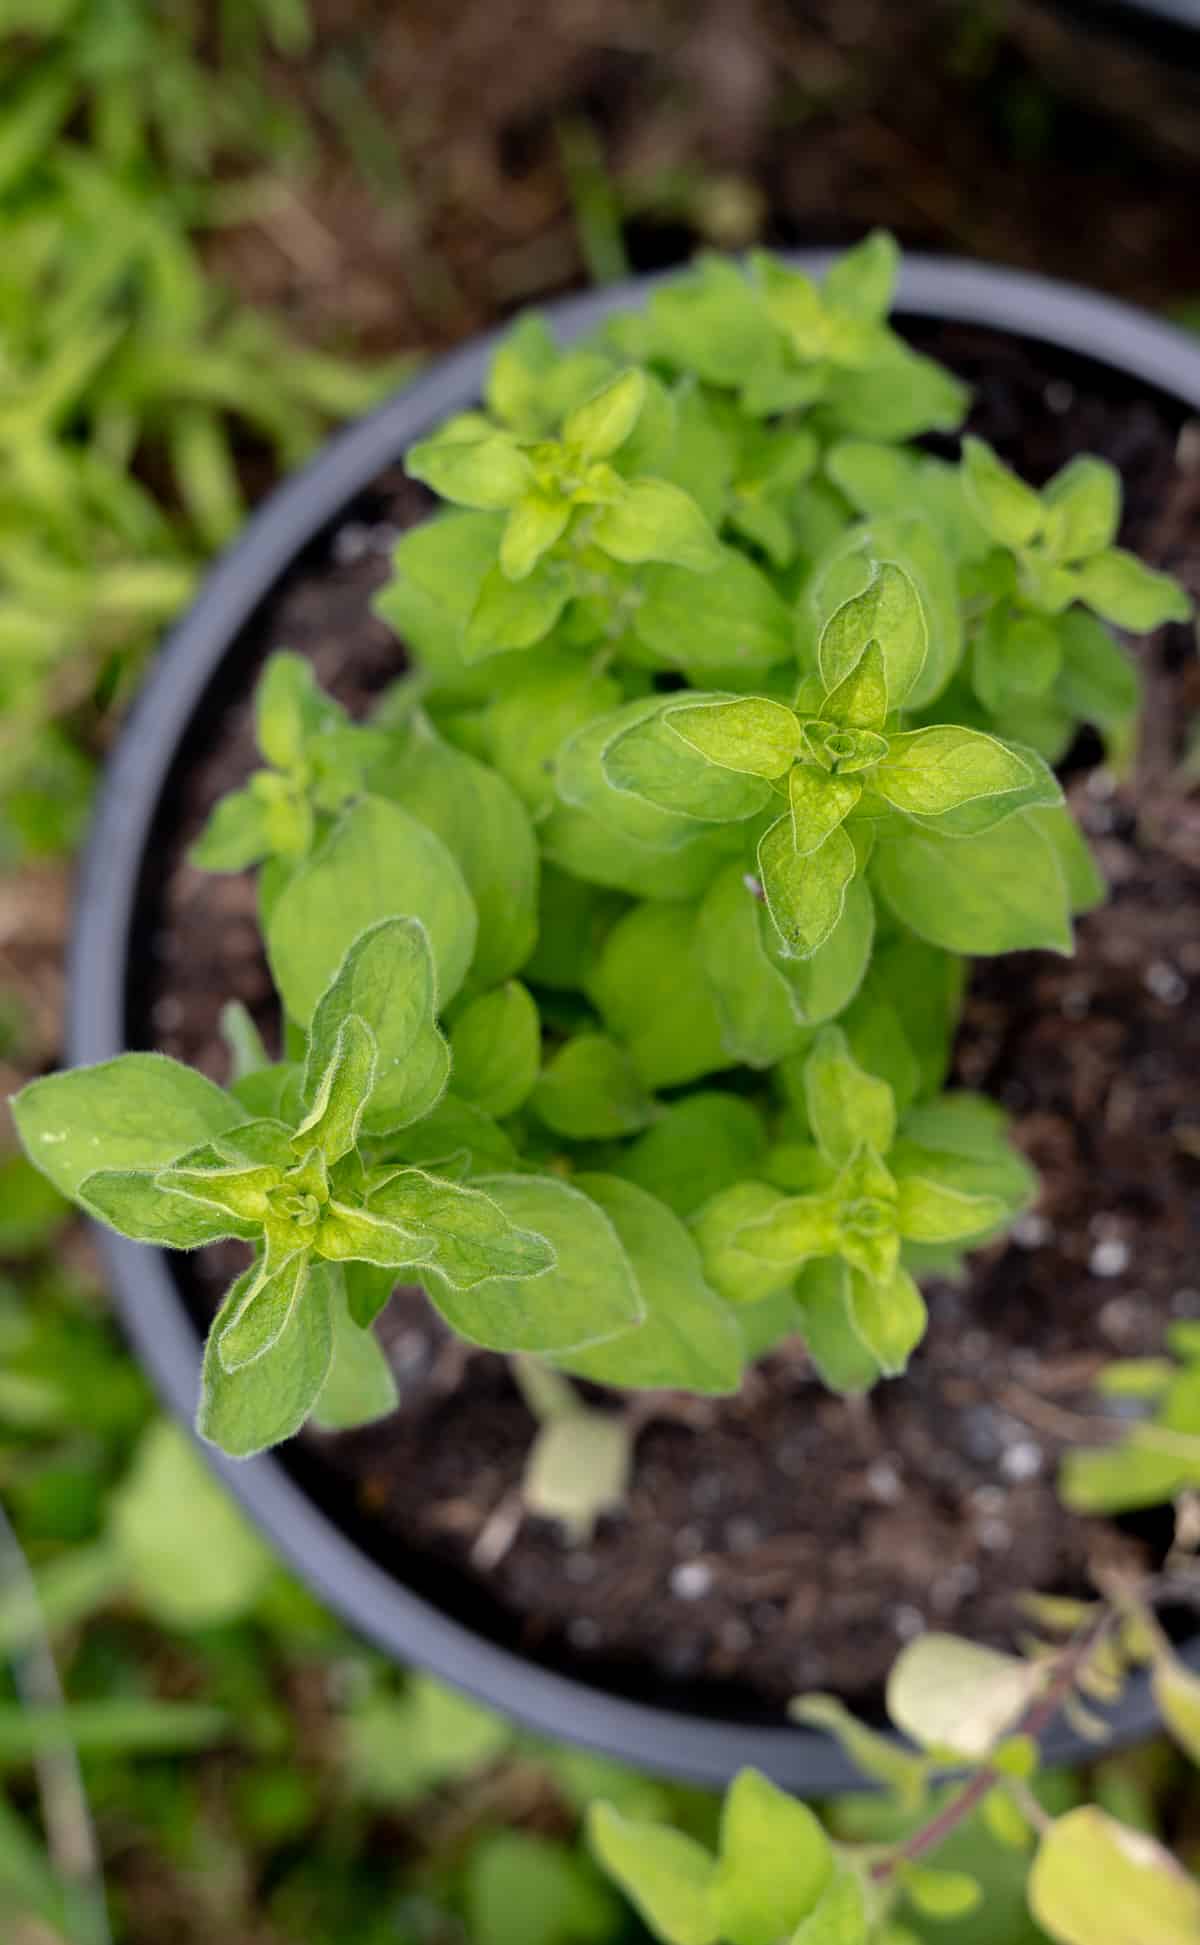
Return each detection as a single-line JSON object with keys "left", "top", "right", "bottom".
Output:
{"left": 135, "top": 320, "right": 1200, "bottom": 1717}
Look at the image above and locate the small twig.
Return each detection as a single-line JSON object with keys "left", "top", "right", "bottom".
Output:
{"left": 871, "top": 1609, "right": 1113, "bottom": 1885}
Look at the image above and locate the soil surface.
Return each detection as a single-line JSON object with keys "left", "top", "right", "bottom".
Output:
{"left": 138, "top": 320, "right": 1200, "bottom": 1717}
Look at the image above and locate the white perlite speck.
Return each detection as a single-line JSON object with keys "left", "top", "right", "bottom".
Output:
{"left": 670, "top": 1562, "right": 714, "bottom": 1602}
{"left": 1090, "top": 1237, "right": 1131, "bottom": 1278}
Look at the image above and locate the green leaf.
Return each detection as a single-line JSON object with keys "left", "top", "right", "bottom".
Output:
{"left": 603, "top": 707, "right": 772, "bottom": 822}
{"left": 821, "top": 639, "right": 889, "bottom": 732}
{"left": 110, "top": 1421, "right": 273, "bottom": 1627}
{"left": 666, "top": 695, "right": 803, "bottom": 780}
{"left": 367, "top": 715, "right": 538, "bottom": 989}
{"left": 820, "top": 343, "right": 968, "bottom": 442}
{"left": 697, "top": 865, "right": 808, "bottom": 1068}
{"left": 499, "top": 493, "right": 570, "bottom": 580}
{"left": 1041, "top": 456, "right": 1120, "bottom": 562}
{"left": 873, "top": 812, "right": 1073, "bottom": 956}
{"left": 564, "top": 368, "right": 646, "bottom": 457}
{"left": 588, "top": 1803, "right": 718, "bottom": 1945}
{"left": 406, "top": 427, "right": 532, "bottom": 509}
{"left": 312, "top": 1291, "right": 399, "bottom": 1430}
{"left": 788, "top": 765, "right": 862, "bottom": 855}
{"left": 894, "top": 1172, "right": 1005, "bottom": 1243}
{"left": 789, "top": 1865, "right": 870, "bottom": 1944}
{"left": 615, "top": 1093, "right": 768, "bottom": 1219}
{"left": 1072, "top": 547, "right": 1192, "bottom": 631}
{"left": 846, "top": 1265, "right": 926, "bottom": 1378}
{"left": 818, "top": 560, "right": 927, "bottom": 708}
{"left": 804, "top": 1026, "right": 896, "bottom": 1166}
{"left": 368, "top": 1168, "right": 554, "bottom": 1289}
{"left": 777, "top": 876, "right": 876, "bottom": 1028}
{"left": 304, "top": 916, "right": 449, "bottom": 1137}
{"left": 558, "top": 1174, "right": 744, "bottom": 1395}
{"left": 254, "top": 651, "right": 330, "bottom": 771}
{"left": 466, "top": 554, "right": 571, "bottom": 655}
{"left": 449, "top": 982, "right": 541, "bottom": 1117}
{"left": 1153, "top": 1650, "right": 1200, "bottom": 1766}
{"left": 646, "top": 254, "right": 779, "bottom": 388}
{"left": 712, "top": 1769, "right": 834, "bottom": 1945}
{"left": 292, "top": 1014, "right": 377, "bottom": 1162}
{"left": 467, "top": 1831, "right": 618, "bottom": 1945}
{"left": 1027, "top": 804, "right": 1106, "bottom": 913}
{"left": 694, "top": 1181, "right": 838, "bottom": 1308}
{"left": 440, "top": 1174, "right": 641, "bottom": 1354}
{"left": 198, "top": 1258, "right": 334, "bottom": 1457}
{"left": 587, "top": 901, "right": 730, "bottom": 1088}
{"left": 789, "top": 1692, "right": 933, "bottom": 1806}
{"left": 796, "top": 1259, "right": 882, "bottom": 1395}
{"left": 759, "top": 817, "right": 856, "bottom": 958}
{"left": 1029, "top": 1808, "right": 1200, "bottom": 1945}
{"left": 974, "top": 607, "right": 1062, "bottom": 712}
{"left": 532, "top": 1033, "right": 654, "bottom": 1139}
{"left": 634, "top": 549, "right": 792, "bottom": 679}
{"left": 189, "top": 784, "right": 274, "bottom": 871}
{"left": 874, "top": 727, "right": 1031, "bottom": 816}
{"left": 961, "top": 437, "right": 1044, "bottom": 548}
{"left": 557, "top": 698, "right": 729, "bottom": 853}
{"left": 217, "top": 1248, "right": 311, "bottom": 1373}
{"left": 886, "top": 1634, "right": 1037, "bottom": 1759}
{"left": 484, "top": 659, "right": 622, "bottom": 818}
{"left": 591, "top": 478, "right": 723, "bottom": 572}
{"left": 823, "top": 230, "right": 899, "bottom": 320}
{"left": 267, "top": 795, "right": 477, "bottom": 1020}
{"left": 12, "top": 1054, "right": 245, "bottom": 1200}
{"left": 1054, "top": 609, "right": 1138, "bottom": 731}
{"left": 79, "top": 1168, "right": 247, "bottom": 1248}
{"left": 898, "top": 1864, "right": 983, "bottom": 1921}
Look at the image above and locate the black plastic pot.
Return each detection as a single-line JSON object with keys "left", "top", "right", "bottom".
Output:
{"left": 69, "top": 255, "right": 1200, "bottom": 1795}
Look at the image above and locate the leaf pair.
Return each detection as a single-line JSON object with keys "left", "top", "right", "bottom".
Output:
{"left": 590, "top": 1767, "right": 865, "bottom": 1945}
{"left": 692, "top": 1029, "right": 1019, "bottom": 1386}
{"left": 963, "top": 436, "right": 1192, "bottom": 629}
{"left": 12, "top": 917, "right": 556, "bottom": 1456}
{"left": 407, "top": 366, "right": 721, "bottom": 603}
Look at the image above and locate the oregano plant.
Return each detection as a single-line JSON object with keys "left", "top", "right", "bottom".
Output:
{"left": 12, "top": 235, "right": 1191, "bottom": 1491}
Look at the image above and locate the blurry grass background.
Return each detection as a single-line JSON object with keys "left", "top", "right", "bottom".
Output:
{"left": 3, "top": 1, "right": 1200, "bottom": 1938}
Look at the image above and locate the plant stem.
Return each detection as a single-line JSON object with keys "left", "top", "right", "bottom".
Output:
{"left": 870, "top": 1609, "right": 1113, "bottom": 1885}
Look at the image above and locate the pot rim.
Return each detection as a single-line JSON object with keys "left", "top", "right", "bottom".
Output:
{"left": 68, "top": 252, "right": 1200, "bottom": 1794}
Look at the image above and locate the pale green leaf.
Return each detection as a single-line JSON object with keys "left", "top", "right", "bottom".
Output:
{"left": 872, "top": 813, "right": 1073, "bottom": 956}
{"left": 592, "top": 478, "right": 723, "bottom": 572}
{"left": 12, "top": 1055, "right": 245, "bottom": 1200}
{"left": 667, "top": 695, "right": 803, "bottom": 780}
{"left": 712, "top": 1768, "right": 834, "bottom": 1945}
{"left": 313, "top": 1291, "right": 399, "bottom": 1431}
{"left": 1029, "top": 1807, "right": 1200, "bottom": 1945}
{"left": 198, "top": 1259, "right": 334, "bottom": 1457}
{"left": 887, "top": 1634, "right": 1037, "bottom": 1759}
{"left": 559, "top": 1174, "right": 744, "bottom": 1395}
{"left": 874, "top": 727, "right": 1030, "bottom": 816}
{"left": 111, "top": 1421, "right": 273, "bottom": 1627}
{"left": 532, "top": 1034, "right": 654, "bottom": 1139}
{"left": 267, "top": 795, "right": 477, "bottom": 1020}
{"left": 304, "top": 916, "right": 449, "bottom": 1137}
{"left": 588, "top": 1803, "right": 718, "bottom": 1945}
{"left": 435, "top": 1173, "right": 642, "bottom": 1354}
{"left": 759, "top": 817, "right": 856, "bottom": 958}
{"left": 961, "top": 437, "right": 1043, "bottom": 548}
{"left": 449, "top": 982, "right": 541, "bottom": 1118}
{"left": 804, "top": 1026, "right": 896, "bottom": 1165}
